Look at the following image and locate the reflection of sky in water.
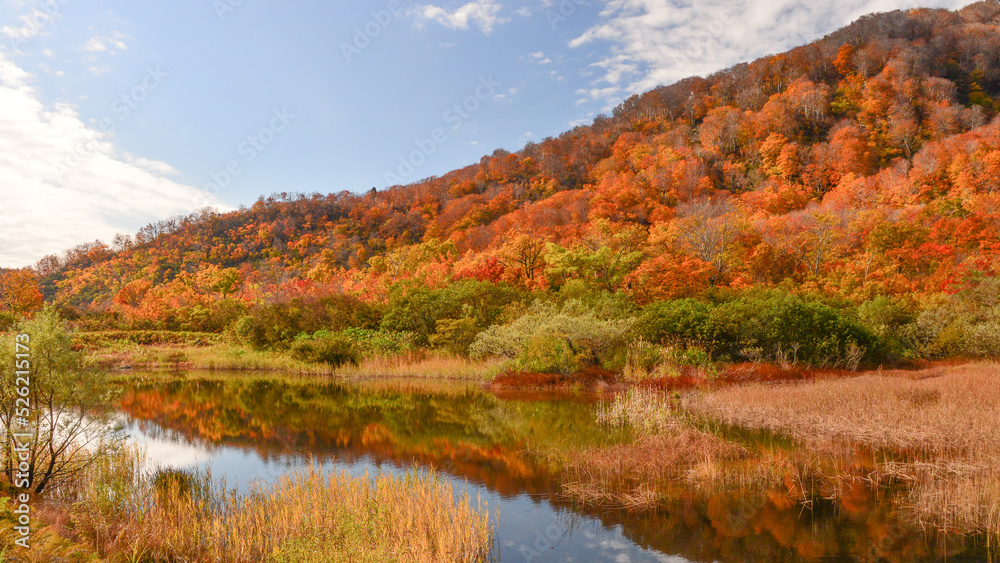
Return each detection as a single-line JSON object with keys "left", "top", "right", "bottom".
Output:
{"left": 123, "top": 418, "right": 688, "bottom": 562}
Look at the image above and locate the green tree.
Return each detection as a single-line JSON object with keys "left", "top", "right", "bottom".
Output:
{"left": 380, "top": 280, "right": 524, "bottom": 347}
{"left": 0, "top": 306, "right": 119, "bottom": 494}
{"left": 546, "top": 220, "right": 646, "bottom": 293}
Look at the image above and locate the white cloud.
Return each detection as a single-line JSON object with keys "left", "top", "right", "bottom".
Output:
{"left": 83, "top": 31, "right": 129, "bottom": 53}
{"left": 2, "top": 8, "right": 54, "bottom": 44}
{"left": 0, "top": 54, "right": 230, "bottom": 267}
{"left": 570, "top": 0, "right": 975, "bottom": 106}
{"left": 412, "top": 1, "right": 509, "bottom": 34}
{"left": 527, "top": 51, "right": 552, "bottom": 64}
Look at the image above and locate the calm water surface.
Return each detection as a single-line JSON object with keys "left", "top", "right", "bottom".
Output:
{"left": 116, "top": 372, "right": 989, "bottom": 562}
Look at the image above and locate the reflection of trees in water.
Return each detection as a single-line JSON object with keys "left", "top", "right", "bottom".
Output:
{"left": 117, "top": 377, "right": 992, "bottom": 562}
{"left": 117, "top": 378, "right": 570, "bottom": 495}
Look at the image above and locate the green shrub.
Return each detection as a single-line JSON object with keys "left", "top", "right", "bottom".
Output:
{"left": 637, "top": 298, "right": 712, "bottom": 344}
{"left": 428, "top": 317, "right": 481, "bottom": 356}
{"left": 470, "top": 300, "right": 634, "bottom": 374}
{"left": 289, "top": 334, "right": 359, "bottom": 367}
{"left": 231, "top": 293, "right": 379, "bottom": 350}
{"left": 708, "top": 291, "right": 876, "bottom": 367}
{"left": 909, "top": 278, "right": 1000, "bottom": 357}
{"left": 233, "top": 314, "right": 270, "bottom": 349}
{"left": 858, "top": 296, "right": 916, "bottom": 358}
{"left": 380, "top": 280, "right": 525, "bottom": 345}
{"left": 635, "top": 291, "right": 879, "bottom": 368}
{"left": 340, "top": 327, "right": 415, "bottom": 356}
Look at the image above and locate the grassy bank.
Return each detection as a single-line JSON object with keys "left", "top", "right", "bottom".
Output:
{"left": 2, "top": 446, "right": 494, "bottom": 562}
{"left": 555, "top": 362, "right": 1000, "bottom": 545}
{"left": 78, "top": 331, "right": 501, "bottom": 380}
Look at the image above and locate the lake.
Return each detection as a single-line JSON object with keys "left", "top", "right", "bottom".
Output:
{"left": 115, "top": 372, "right": 989, "bottom": 562}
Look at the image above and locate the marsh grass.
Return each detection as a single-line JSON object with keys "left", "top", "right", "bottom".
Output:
{"left": 68, "top": 445, "right": 494, "bottom": 562}
{"left": 559, "top": 431, "right": 751, "bottom": 511}
{"left": 89, "top": 335, "right": 502, "bottom": 380}
{"left": 595, "top": 387, "right": 683, "bottom": 435}
{"left": 565, "top": 365, "right": 1000, "bottom": 545}
{"left": 684, "top": 362, "right": 1000, "bottom": 540}
{"left": 332, "top": 352, "right": 502, "bottom": 380}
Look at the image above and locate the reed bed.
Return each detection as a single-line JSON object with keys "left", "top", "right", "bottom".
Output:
{"left": 69, "top": 446, "right": 494, "bottom": 562}
{"left": 93, "top": 339, "right": 502, "bottom": 380}
{"left": 684, "top": 362, "right": 1000, "bottom": 540}
{"left": 595, "top": 387, "right": 683, "bottom": 435}
{"left": 559, "top": 430, "right": 751, "bottom": 511}
{"left": 332, "top": 352, "right": 502, "bottom": 380}
{"left": 565, "top": 363, "right": 1000, "bottom": 544}
{"left": 561, "top": 388, "right": 757, "bottom": 510}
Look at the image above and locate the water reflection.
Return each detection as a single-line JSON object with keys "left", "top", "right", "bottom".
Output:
{"left": 117, "top": 372, "right": 989, "bottom": 562}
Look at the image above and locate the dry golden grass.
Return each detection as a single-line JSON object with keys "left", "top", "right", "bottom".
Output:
{"left": 595, "top": 387, "right": 683, "bottom": 435}
{"left": 333, "top": 352, "right": 502, "bottom": 380}
{"left": 562, "top": 390, "right": 753, "bottom": 511}
{"left": 685, "top": 362, "right": 1000, "bottom": 539}
{"left": 686, "top": 363, "right": 1000, "bottom": 456}
{"left": 93, "top": 339, "right": 502, "bottom": 380}
{"left": 69, "top": 446, "right": 494, "bottom": 562}
{"left": 559, "top": 430, "right": 754, "bottom": 510}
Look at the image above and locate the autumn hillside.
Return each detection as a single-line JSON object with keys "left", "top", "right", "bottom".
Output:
{"left": 12, "top": 2, "right": 1000, "bottom": 368}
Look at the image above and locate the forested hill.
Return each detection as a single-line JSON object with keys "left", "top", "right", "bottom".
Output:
{"left": 30, "top": 2, "right": 1000, "bottom": 331}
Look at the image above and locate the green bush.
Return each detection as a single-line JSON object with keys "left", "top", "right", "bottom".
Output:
{"left": 428, "top": 317, "right": 481, "bottom": 356}
{"left": 340, "top": 327, "right": 415, "bottom": 356}
{"left": 232, "top": 293, "right": 379, "bottom": 350}
{"left": 858, "top": 296, "right": 916, "bottom": 358}
{"left": 636, "top": 298, "right": 712, "bottom": 344}
{"left": 908, "top": 278, "right": 1000, "bottom": 358}
{"left": 709, "top": 292, "right": 876, "bottom": 367}
{"left": 380, "top": 280, "right": 525, "bottom": 345}
{"left": 289, "top": 334, "right": 359, "bottom": 367}
{"left": 635, "top": 291, "right": 879, "bottom": 368}
{"left": 470, "top": 300, "right": 634, "bottom": 374}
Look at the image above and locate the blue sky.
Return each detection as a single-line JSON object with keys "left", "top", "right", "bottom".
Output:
{"left": 0, "top": 0, "right": 974, "bottom": 266}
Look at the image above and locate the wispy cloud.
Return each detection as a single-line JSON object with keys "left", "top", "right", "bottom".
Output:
{"left": 411, "top": 1, "right": 509, "bottom": 34}
{"left": 570, "top": 0, "right": 973, "bottom": 107}
{"left": 82, "top": 30, "right": 129, "bottom": 53}
{"left": 527, "top": 51, "right": 552, "bottom": 64}
{"left": 0, "top": 54, "right": 229, "bottom": 267}
{"left": 2, "top": 7, "right": 55, "bottom": 44}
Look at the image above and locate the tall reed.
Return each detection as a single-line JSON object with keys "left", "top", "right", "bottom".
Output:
{"left": 70, "top": 446, "right": 494, "bottom": 562}
{"left": 685, "top": 362, "right": 1000, "bottom": 540}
